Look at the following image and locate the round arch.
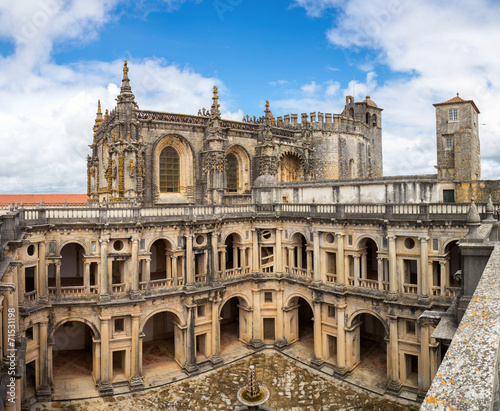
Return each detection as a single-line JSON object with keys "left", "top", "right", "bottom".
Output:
{"left": 222, "top": 231, "right": 244, "bottom": 244}
{"left": 278, "top": 151, "right": 306, "bottom": 182}
{"left": 441, "top": 238, "right": 461, "bottom": 255}
{"left": 153, "top": 134, "right": 195, "bottom": 198}
{"left": 290, "top": 230, "right": 309, "bottom": 244}
{"left": 58, "top": 240, "right": 88, "bottom": 256}
{"left": 49, "top": 318, "right": 100, "bottom": 342}
{"left": 346, "top": 309, "right": 388, "bottom": 338}
{"left": 355, "top": 235, "right": 380, "bottom": 250}
{"left": 226, "top": 144, "right": 251, "bottom": 194}
{"left": 219, "top": 293, "right": 251, "bottom": 317}
{"left": 147, "top": 236, "right": 176, "bottom": 252}
{"left": 140, "top": 307, "right": 185, "bottom": 334}
{"left": 284, "top": 293, "right": 314, "bottom": 311}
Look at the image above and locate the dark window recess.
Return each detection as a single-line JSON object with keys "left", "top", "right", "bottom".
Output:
{"left": 443, "top": 190, "right": 455, "bottom": 203}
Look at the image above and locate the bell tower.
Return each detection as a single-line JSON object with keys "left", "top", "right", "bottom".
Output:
{"left": 434, "top": 94, "right": 481, "bottom": 181}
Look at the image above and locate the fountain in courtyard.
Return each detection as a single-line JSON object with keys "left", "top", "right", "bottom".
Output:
{"left": 235, "top": 365, "right": 274, "bottom": 411}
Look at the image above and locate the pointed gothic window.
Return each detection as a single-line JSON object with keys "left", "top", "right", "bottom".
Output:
{"left": 159, "top": 146, "right": 180, "bottom": 193}
{"left": 226, "top": 153, "right": 239, "bottom": 192}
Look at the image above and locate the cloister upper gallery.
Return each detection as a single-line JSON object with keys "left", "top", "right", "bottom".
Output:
{"left": 0, "top": 61, "right": 497, "bottom": 409}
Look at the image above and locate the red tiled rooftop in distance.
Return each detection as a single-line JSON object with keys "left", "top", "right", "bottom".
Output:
{"left": 0, "top": 194, "right": 88, "bottom": 204}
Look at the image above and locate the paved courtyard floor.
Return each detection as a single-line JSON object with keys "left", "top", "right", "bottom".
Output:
{"left": 33, "top": 351, "right": 418, "bottom": 410}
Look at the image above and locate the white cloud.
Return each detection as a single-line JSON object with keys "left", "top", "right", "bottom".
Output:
{"left": 270, "top": 80, "right": 289, "bottom": 86}
{"left": 290, "top": 0, "right": 341, "bottom": 18}
{"left": 301, "top": 81, "right": 320, "bottom": 94}
{"left": 293, "top": 0, "right": 500, "bottom": 179}
{"left": 0, "top": 1, "right": 236, "bottom": 194}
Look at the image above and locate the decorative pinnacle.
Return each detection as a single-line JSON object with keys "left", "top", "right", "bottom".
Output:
{"left": 123, "top": 60, "right": 129, "bottom": 81}
{"left": 247, "top": 365, "right": 260, "bottom": 400}
{"left": 466, "top": 197, "right": 480, "bottom": 224}
{"left": 211, "top": 86, "right": 220, "bottom": 115}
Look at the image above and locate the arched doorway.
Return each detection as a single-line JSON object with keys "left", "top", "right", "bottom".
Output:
{"left": 219, "top": 297, "right": 251, "bottom": 359}
{"left": 349, "top": 313, "right": 387, "bottom": 385}
{"left": 278, "top": 153, "right": 304, "bottom": 182}
{"left": 289, "top": 233, "right": 309, "bottom": 278}
{"left": 142, "top": 311, "right": 182, "bottom": 382}
{"left": 149, "top": 239, "right": 175, "bottom": 286}
{"left": 60, "top": 243, "right": 85, "bottom": 288}
{"left": 446, "top": 241, "right": 462, "bottom": 294}
{"left": 358, "top": 238, "right": 379, "bottom": 288}
{"left": 52, "top": 320, "right": 96, "bottom": 396}
{"left": 225, "top": 233, "right": 242, "bottom": 270}
{"left": 285, "top": 296, "right": 315, "bottom": 361}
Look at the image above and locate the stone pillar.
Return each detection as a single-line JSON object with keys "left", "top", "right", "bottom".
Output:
{"left": 212, "top": 233, "right": 219, "bottom": 279}
{"left": 252, "top": 230, "right": 259, "bottom": 272}
{"left": 336, "top": 304, "right": 346, "bottom": 372}
{"left": 439, "top": 261, "right": 447, "bottom": 296}
{"left": 221, "top": 249, "right": 226, "bottom": 274}
{"left": 353, "top": 255, "right": 360, "bottom": 286}
{"left": 276, "top": 228, "right": 282, "bottom": 273}
{"left": 313, "top": 231, "right": 321, "bottom": 282}
{"left": 84, "top": 262, "right": 90, "bottom": 294}
{"left": 419, "top": 321, "right": 431, "bottom": 392}
{"left": 386, "top": 314, "right": 401, "bottom": 392}
{"left": 297, "top": 246, "right": 303, "bottom": 268}
{"left": 38, "top": 242, "right": 48, "bottom": 302}
{"left": 99, "top": 317, "right": 113, "bottom": 396}
{"left": 99, "top": 239, "right": 110, "bottom": 301}
{"left": 275, "top": 287, "right": 286, "bottom": 348}
{"left": 388, "top": 236, "right": 398, "bottom": 296}
{"left": 129, "top": 314, "right": 144, "bottom": 390}
{"left": 336, "top": 234, "right": 345, "bottom": 286}
{"left": 311, "top": 301, "right": 323, "bottom": 367}
{"left": 55, "top": 261, "right": 61, "bottom": 298}
{"left": 185, "top": 235, "right": 194, "bottom": 286}
{"left": 145, "top": 257, "right": 151, "bottom": 293}
{"left": 233, "top": 246, "right": 239, "bottom": 269}
{"left": 172, "top": 256, "right": 178, "bottom": 286}
{"left": 420, "top": 237, "right": 429, "bottom": 298}
{"left": 239, "top": 248, "right": 246, "bottom": 272}
{"left": 130, "top": 238, "right": 140, "bottom": 299}
{"left": 210, "top": 296, "right": 223, "bottom": 365}
{"left": 250, "top": 288, "right": 263, "bottom": 348}
{"left": 361, "top": 253, "right": 367, "bottom": 279}
{"left": 184, "top": 304, "right": 198, "bottom": 373}
{"left": 166, "top": 254, "right": 172, "bottom": 278}
{"left": 377, "top": 257, "right": 384, "bottom": 290}
{"left": 15, "top": 264, "right": 25, "bottom": 307}
{"left": 288, "top": 247, "right": 294, "bottom": 274}
{"left": 307, "top": 250, "right": 313, "bottom": 280}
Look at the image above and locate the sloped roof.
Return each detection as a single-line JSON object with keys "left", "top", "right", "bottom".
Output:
{"left": 0, "top": 194, "right": 88, "bottom": 205}
{"left": 433, "top": 94, "right": 480, "bottom": 113}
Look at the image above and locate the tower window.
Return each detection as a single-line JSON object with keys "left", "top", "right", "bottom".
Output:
{"left": 448, "top": 108, "right": 458, "bottom": 121}
{"left": 443, "top": 189, "right": 455, "bottom": 203}
{"left": 159, "top": 146, "right": 180, "bottom": 193}
{"left": 446, "top": 137, "right": 453, "bottom": 148}
{"left": 226, "top": 153, "right": 239, "bottom": 192}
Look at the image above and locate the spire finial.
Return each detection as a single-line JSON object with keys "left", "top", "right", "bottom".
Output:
{"left": 457, "top": 92, "right": 459, "bottom": 97}
{"left": 97, "top": 100, "right": 102, "bottom": 114}
{"left": 123, "top": 60, "right": 129, "bottom": 81}
{"left": 211, "top": 86, "right": 220, "bottom": 115}
{"left": 265, "top": 100, "right": 270, "bottom": 111}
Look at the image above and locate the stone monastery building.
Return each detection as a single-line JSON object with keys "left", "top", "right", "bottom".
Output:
{"left": 0, "top": 61, "right": 499, "bottom": 409}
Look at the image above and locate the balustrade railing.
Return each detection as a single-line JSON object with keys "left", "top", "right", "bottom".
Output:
{"left": 195, "top": 274, "right": 206, "bottom": 283}
{"left": 112, "top": 283, "right": 126, "bottom": 293}
{"left": 150, "top": 278, "right": 173, "bottom": 289}
{"left": 326, "top": 273, "right": 336, "bottom": 283}
{"left": 359, "top": 278, "right": 379, "bottom": 290}
{"left": 25, "top": 290, "right": 37, "bottom": 301}
{"left": 290, "top": 267, "right": 310, "bottom": 279}
{"left": 445, "top": 286, "right": 461, "bottom": 297}
{"left": 220, "top": 268, "right": 242, "bottom": 279}
{"left": 403, "top": 283, "right": 418, "bottom": 294}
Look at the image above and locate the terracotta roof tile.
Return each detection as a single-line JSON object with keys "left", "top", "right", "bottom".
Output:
{"left": 433, "top": 94, "right": 480, "bottom": 113}
{"left": 0, "top": 194, "right": 88, "bottom": 205}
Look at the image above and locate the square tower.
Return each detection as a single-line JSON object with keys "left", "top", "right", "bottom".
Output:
{"left": 434, "top": 94, "right": 481, "bottom": 181}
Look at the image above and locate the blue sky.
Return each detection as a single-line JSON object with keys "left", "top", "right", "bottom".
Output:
{"left": 0, "top": 0, "right": 499, "bottom": 193}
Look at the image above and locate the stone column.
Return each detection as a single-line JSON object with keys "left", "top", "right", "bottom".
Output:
{"left": 388, "top": 236, "right": 398, "bottom": 296}
{"left": 377, "top": 257, "right": 384, "bottom": 290}
{"left": 276, "top": 228, "right": 282, "bottom": 273}
{"left": 313, "top": 231, "right": 321, "bottom": 282}
{"left": 307, "top": 250, "right": 313, "bottom": 280}
{"left": 172, "top": 256, "right": 178, "bottom": 286}
{"left": 439, "top": 261, "right": 447, "bottom": 296}
{"left": 84, "top": 262, "right": 90, "bottom": 294}
{"left": 288, "top": 247, "right": 294, "bottom": 274}
{"left": 419, "top": 320, "right": 431, "bottom": 392}
{"left": 336, "top": 303, "right": 346, "bottom": 372}
{"left": 130, "top": 238, "right": 140, "bottom": 299}
{"left": 99, "top": 316, "right": 113, "bottom": 395}
{"left": 99, "top": 239, "right": 110, "bottom": 301}
{"left": 184, "top": 304, "right": 198, "bottom": 373}
{"left": 145, "top": 257, "right": 151, "bottom": 293}
{"left": 36, "top": 320, "right": 51, "bottom": 401}
{"left": 275, "top": 287, "right": 285, "bottom": 348}
{"left": 212, "top": 233, "right": 219, "bottom": 279}
{"left": 419, "top": 237, "right": 429, "bottom": 298}
{"left": 311, "top": 301, "right": 323, "bottom": 367}
{"left": 38, "top": 242, "right": 48, "bottom": 302}
{"left": 55, "top": 261, "right": 61, "bottom": 298}
{"left": 17, "top": 264, "right": 25, "bottom": 307}
{"left": 336, "top": 234, "right": 345, "bottom": 286}
{"left": 239, "top": 247, "right": 246, "bottom": 272}
{"left": 129, "top": 314, "right": 144, "bottom": 390}
{"left": 297, "top": 245, "right": 303, "bottom": 268}
{"left": 250, "top": 288, "right": 263, "bottom": 348}
{"left": 221, "top": 249, "right": 226, "bottom": 274}
{"left": 210, "top": 296, "right": 223, "bottom": 365}
{"left": 386, "top": 314, "right": 401, "bottom": 392}
{"left": 353, "top": 255, "right": 360, "bottom": 286}
{"left": 252, "top": 230, "right": 259, "bottom": 272}
{"left": 185, "top": 235, "right": 194, "bottom": 286}
{"left": 361, "top": 253, "right": 367, "bottom": 279}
